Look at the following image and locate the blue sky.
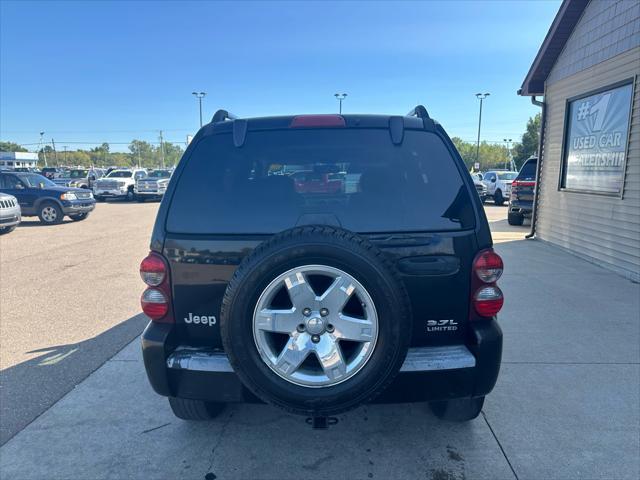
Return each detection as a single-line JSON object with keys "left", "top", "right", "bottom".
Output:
{"left": 0, "top": 0, "right": 561, "bottom": 152}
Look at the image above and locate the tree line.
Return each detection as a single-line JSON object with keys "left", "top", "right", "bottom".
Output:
{"left": 453, "top": 113, "right": 540, "bottom": 171}
{"left": 0, "top": 113, "right": 540, "bottom": 171}
{"left": 0, "top": 140, "right": 185, "bottom": 169}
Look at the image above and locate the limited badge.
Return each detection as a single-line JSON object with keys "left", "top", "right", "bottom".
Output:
{"left": 426, "top": 319, "right": 458, "bottom": 332}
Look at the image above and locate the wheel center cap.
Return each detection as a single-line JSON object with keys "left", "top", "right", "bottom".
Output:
{"left": 305, "top": 316, "right": 325, "bottom": 335}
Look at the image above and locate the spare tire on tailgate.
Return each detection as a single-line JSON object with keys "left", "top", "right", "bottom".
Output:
{"left": 220, "top": 225, "right": 412, "bottom": 416}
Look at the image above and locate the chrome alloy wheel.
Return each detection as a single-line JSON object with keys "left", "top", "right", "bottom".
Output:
{"left": 253, "top": 265, "right": 379, "bottom": 388}
{"left": 41, "top": 206, "right": 58, "bottom": 222}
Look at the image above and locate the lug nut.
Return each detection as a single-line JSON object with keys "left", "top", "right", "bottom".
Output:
{"left": 297, "top": 323, "right": 305, "bottom": 332}
{"left": 302, "top": 308, "right": 312, "bottom": 317}
{"left": 326, "top": 324, "right": 334, "bottom": 333}
{"left": 311, "top": 334, "right": 321, "bottom": 343}
{"left": 319, "top": 308, "right": 329, "bottom": 317}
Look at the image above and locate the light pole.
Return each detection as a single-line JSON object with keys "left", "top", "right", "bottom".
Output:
{"left": 192, "top": 91, "right": 206, "bottom": 128}
{"left": 334, "top": 93, "right": 347, "bottom": 114}
{"left": 475, "top": 93, "right": 490, "bottom": 168}
{"left": 38, "top": 131, "right": 47, "bottom": 167}
{"left": 503, "top": 138, "right": 513, "bottom": 170}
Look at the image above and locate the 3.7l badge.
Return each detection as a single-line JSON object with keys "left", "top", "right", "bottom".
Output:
{"left": 426, "top": 319, "right": 458, "bottom": 332}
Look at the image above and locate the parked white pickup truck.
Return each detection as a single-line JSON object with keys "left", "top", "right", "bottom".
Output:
{"left": 482, "top": 170, "right": 518, "bottom": 206}
{"left": 93, "top": 168, "right": 147, "bottom": 201}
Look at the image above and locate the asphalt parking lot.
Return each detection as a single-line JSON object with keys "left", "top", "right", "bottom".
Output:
{"left": 0, "top": 201, "right": 159, "bottom": 444}
{"left": 1, "top": 202, "right": 638, "bottom": 480}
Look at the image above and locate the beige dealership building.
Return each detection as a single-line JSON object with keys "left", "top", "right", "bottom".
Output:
{"left": 519, "top": 0, "right": 640, "bottom": 282}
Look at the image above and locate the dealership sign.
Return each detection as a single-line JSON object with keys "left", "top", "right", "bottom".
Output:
{"left": 563, "top": 82, "right": 633, "bottom": 194}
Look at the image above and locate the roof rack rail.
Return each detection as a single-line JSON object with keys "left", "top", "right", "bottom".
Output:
{"left": 211, "top": 109, "right": 237, "bottom": 123}
{"left": 406, "top": 105, "right": 430, "bottom": 120}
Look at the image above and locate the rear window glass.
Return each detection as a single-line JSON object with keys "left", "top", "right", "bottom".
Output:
{"left": 517, "top": 159, "right": 537, "bottom": 180}
{"left": 167, "top": 129, "right": 474, "bottom": 234}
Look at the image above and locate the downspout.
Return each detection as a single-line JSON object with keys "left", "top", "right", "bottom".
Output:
{"left": 526, "top": 95, "right": 546, "bottom": 239}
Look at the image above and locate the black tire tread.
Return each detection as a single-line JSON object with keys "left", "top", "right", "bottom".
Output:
{"left": 507, "top": 213, "right": 524, "bottom": 226}
{"left": 168, "top": 397, "right": 224, "bottom": 420}
{"left": 38, "top": 201, "right": 63, "bottom": 225}
{"left": 430, "top": 396, "right": 485, "bottom": 422}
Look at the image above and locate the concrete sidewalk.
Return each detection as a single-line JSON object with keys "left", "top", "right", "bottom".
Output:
{"left": 1, "top": 239, "right": 639, "bottom": 480}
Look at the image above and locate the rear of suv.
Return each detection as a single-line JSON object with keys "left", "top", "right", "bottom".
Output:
{"left": 508, "top": 156, "right": 537, "bottom": 226}
{"left": 141, "top": 107, "right": 504, "bottom": 424}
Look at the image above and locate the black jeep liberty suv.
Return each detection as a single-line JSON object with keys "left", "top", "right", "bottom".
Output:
{"left": 141, "top": 106, "right": 504, "bottom": 424}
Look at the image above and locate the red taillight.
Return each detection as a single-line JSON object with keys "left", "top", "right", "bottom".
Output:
{"left": 140, "top": 252, "right": 173, "bottom": 323}
{"left": 473, "top": 286, "right": 504, "bottom": 317}
{"left": 141, "top": 288, "right": 169, "bottom": 319}
{"left": 470, "top": 248, "right": 504, "bottom": 319}
{"left": 512, "top": 180, "right": 535, "bottom": 188}
{"left": 290, "top": 115, "right": 345, "bottom": 128}
{"left": 140, "top": 253, "right": 166, "bottom": 286}
{"left": 473, "top": 250, "right": 503, "bottom": 283}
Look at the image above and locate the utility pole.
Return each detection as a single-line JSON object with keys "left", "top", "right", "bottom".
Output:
{"left": 39, "top": 131, "right": 47, "bottom": 167}
{"left": 334, "top": 93, "right": 347, "bottom": 114}
{"left": 159, "top": 130, "right": 165, "bottom": 169}
{"left": 51, "top": 138, "right": 58, "bottom": 164}
{"left": 63, "top": 146, "right": 68, "bottom": 164}
{"left": 192, "top": 92, "right": 206, "bottom": 128}
{"left": 475, "top": 93, "right": 490, "bottom": 169}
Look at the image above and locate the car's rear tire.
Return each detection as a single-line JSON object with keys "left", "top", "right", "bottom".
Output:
{"left": 220, "top": 225, "right": 412, "bottom": 417}
{"left": 95, "top": 196, "right": 104, "bottom": 202}
{"left": 168, "top": 397, "right": 225, "bottom": 421}
{"left": 508, "top": 212, "right": 524, "bottom": 226}
{"left": 38, "top": 202, "right": 63, "bottom": 225}
{"left": 69, "top": 213, "right": 89, "bottom": 222}
{"left": 429, "top": 396, "right": 485, "bottom": 422}
{"left": 0, "top": 226, "right": 16, "bottom": 235}
{"left": 494, "top": 190, "right": 505, "bottom": 206}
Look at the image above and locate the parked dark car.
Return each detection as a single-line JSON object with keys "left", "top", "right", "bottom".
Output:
{"left": 0, "top": 172, "right": 96, "bottom": 224}
{"left": 508, "top": 157, "right": 537, "bottom": 226}
{"left": 141, "top": 107, "right": 504, "bottom": 426}
{"left": 41, "top": 167, "right": 65, "bottom": 180}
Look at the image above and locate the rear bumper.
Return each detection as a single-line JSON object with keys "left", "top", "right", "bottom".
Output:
{"left": 509, "top": 200, "right": 533, "bottom": 216}
{"left": 142, "top": 319, "right": 502, "bottom": 404}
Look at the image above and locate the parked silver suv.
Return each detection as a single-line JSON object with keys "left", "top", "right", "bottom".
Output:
{"left": 0, "top": 192, "right": 21, "bottom": 234}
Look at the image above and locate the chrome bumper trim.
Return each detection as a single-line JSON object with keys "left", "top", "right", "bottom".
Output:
{"left": 166, "top": 345, "right": 475, "bottom": 373}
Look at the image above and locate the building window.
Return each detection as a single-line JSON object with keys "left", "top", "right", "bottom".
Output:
{"left": 560, "top": 80, "right": 634, "bottom": 196}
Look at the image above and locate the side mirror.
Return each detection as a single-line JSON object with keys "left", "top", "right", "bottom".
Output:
{"left": 491, "top": 178, "right": 496, "bottom": 183}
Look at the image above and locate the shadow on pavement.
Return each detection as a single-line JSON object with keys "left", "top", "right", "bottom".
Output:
{"left": 16, "top": 219, "right": 74, "bottom": 227}
{"left": 0, "top": 312, "right": 149, "bottom": 445}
